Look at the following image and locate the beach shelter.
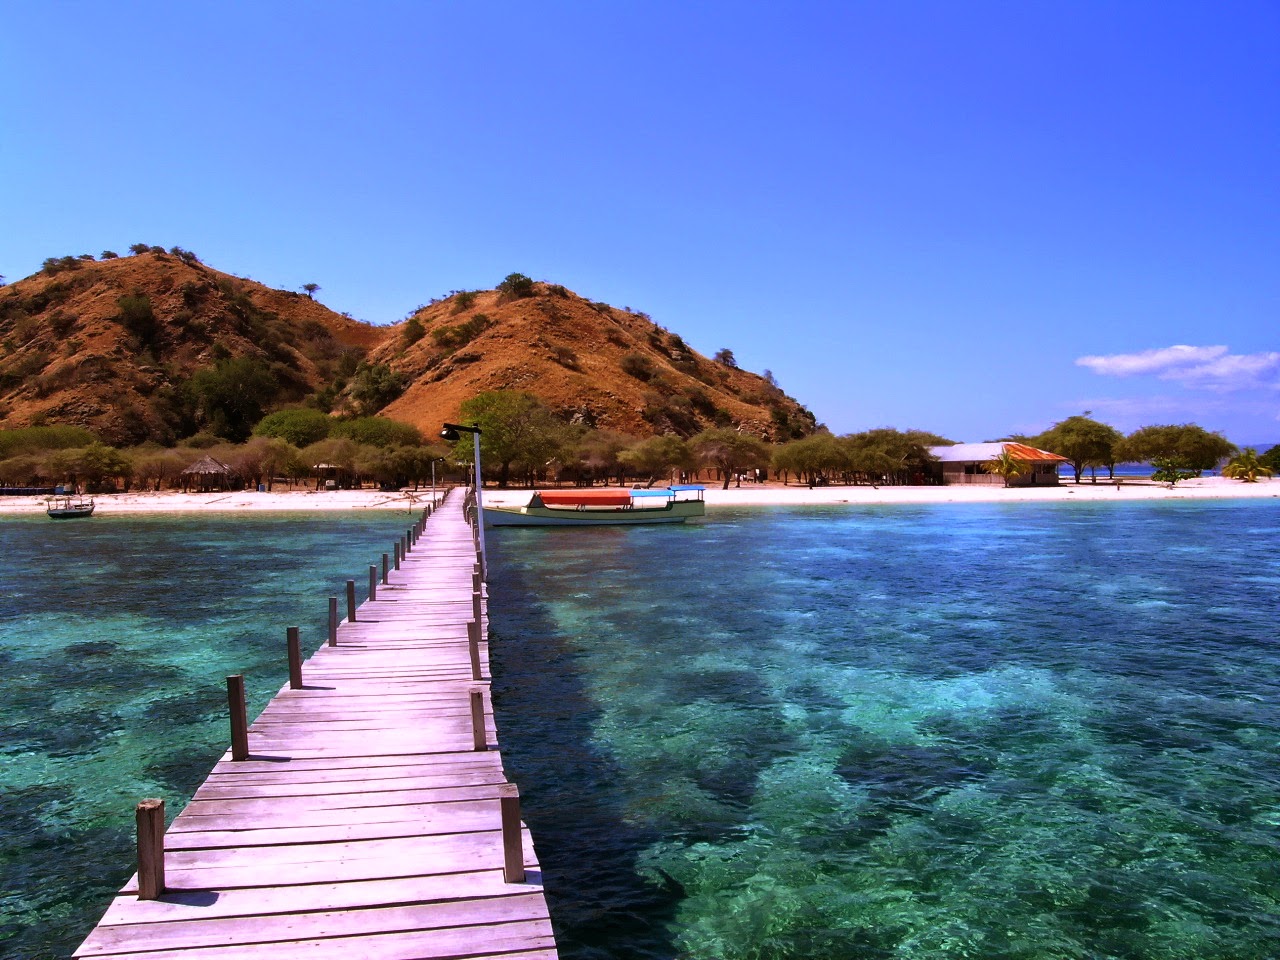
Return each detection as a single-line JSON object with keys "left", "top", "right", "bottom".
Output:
{"left": 181, "top": 455, "right": 238, "bottom": 492}
{"left": 928, "top": 442, "right": 1068, "bottom": 486}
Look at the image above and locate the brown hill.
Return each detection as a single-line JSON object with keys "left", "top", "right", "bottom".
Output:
{"left": 0, "top": 250, "right": 388, "bottom": 444}
{"left": 0, "top": 254, "right": 815, "bottom": 446}
{"left": 374, "top": 279, "right": 816, "bottom": 442}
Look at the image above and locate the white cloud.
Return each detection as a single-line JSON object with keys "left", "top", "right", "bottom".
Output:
{"left": 1076, "top": 345, "right": 1280, "bottom": 391}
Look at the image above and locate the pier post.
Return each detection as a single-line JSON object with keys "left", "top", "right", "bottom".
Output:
{"left": 401, "top": 534, "right": 408, "bottom": 558}
{"left": 472, "top": 589, "right": 482, "bottom": 624}
{"left": 227, "top": 674, "right": 249, "bottom": 761}
{"left": 498, "top": 784, "right": 526, "bottom": 883}
{"left": 472, "top": 570, "right": 481, "bottom": 594}
{"left": 328, "top": 597, "right": 338, "bottom": 646}
{"left": 382, "top": 553, "right": 389, "bottom": 584}
{"left": 135, "top": 798, "right": 166, "bottom": 900}
{"left": 394, "top": 542, "right": 401, "bottom": 571}
{"left": 287, "top": 627, "right": 302, "bottom": 690}
{"left": 467, "top": 620, "right": 482, "bottom": 680}
{"left": 346, "top": 580, "right": 356, "bottom": 622}
{"left": 469, "top": 687, "right": 487, "bottom": 751}
{"left": 369, "top": 565, "right": 377, "bottom": 602}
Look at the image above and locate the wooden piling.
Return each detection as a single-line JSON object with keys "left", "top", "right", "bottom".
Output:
{"left": 328, "top": 596, "right": 337, "bottom": 646}
{"left": 499, "top": 784, "right": 526, "bottom": 883}
{"left": 468, "top": 619, "right": 483, "bottom": 680}
{"left": 473, "top": 589, "right": 482, "bottom": 624}
{"left": 287, "top": 626, "right": 302, "bottom": 690}
{"left": 469, "top": 687, "right": 487, "bottom": 751}
{"left": 226, "top": 674, "right": 248, "bottom": 761}
{"left": 382, "top": 553, "right": 389, "bottom": 584}
{"left": 346, "top": 579, "right": 356, "bottom": 622}
{"left": 135, "top": 798, "right": 166, "bottom": 900}
{"left": 394, "top": 541, "right": 401, "bottom": 571}
{"left": 368, "top": 564, "right": 377, "bottom": 602}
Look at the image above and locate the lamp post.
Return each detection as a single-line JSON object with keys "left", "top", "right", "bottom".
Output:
{"left": 440, "top": 423, "right": 486, "bottom": 578}
{"left": 430, "top": 457, "right": 446, "bottom": 508}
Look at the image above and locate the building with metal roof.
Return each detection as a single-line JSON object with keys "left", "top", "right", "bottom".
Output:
{"left": 927, "top": 442, "right": 1068, "bottom": 486}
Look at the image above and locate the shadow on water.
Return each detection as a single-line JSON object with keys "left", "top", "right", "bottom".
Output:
{"left": 488, "top": 543, "right": 681, "bottom": 960}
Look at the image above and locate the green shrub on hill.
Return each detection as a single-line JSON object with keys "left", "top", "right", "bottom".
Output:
{"left": 254, "top": 407, "right": 333, "bottom": 447}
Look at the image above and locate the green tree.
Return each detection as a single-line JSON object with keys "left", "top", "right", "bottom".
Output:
{"left": 70, "top": 442, "right": 132, "bottom": 490}
{"left": 455, "top": 390, "right": 567, "bottom": 487}
{"left": 773, "top": 433, "right": 848, "bottom": 485}
{"left": 1259, "top": 445, "right": 1280, "bottom": 474}
{"left": 841, "top": 428, "right": 938, "bottom": 485}
{"left": 1151, "top": 456, "right": 1197, "bottom": 486}
{"left": 128, "top": 243, "right": 151, "bottom": 255}
{"left": 254, "top": 407, "right": 332, "bottom": 447}
{"left": 1119, "top": 424, "right": 1236, "bottom": 474}
{"left": 402, "top": 316, "right": 425, "bottom": 346}
{"left": 1033, "top": 415, "right": 1122, "bottom": 483}
{"left": 983, "top": 449, "right": 1029, "bottom": 487}
{"left": 567, "top": 429, "right": 636, "bottom": 485}
{"left": 331, "top": 416, "right": 423, "bottom": 448}
{"left": 115, "top": 293, "right": 159, "bottom": 344}
{"left": 713, "top": 348, "right": 738, "bottom": 368}
{"left": 347, "top": 362, "right": 406, "bottom": 416}
{"left": 302, "top": 283, "right": 320, "bottom": 299}
{"left": 691, "top": 427, "right": 771, "bottom": 489}
{"left": 497, "top": 273, "right": 535, "bottom": 300}
{"left": 187, "top": 357, "right": 279, "bottom": 442}
{"left": 1221, "top": 448, "right": 1273, "bottom": 483}
{"left": 619, "top": 434, "right": 694, "bottom": 487}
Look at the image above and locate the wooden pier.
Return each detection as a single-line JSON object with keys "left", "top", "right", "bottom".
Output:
{"left": 73, "top": 491, "right": 557, "bottom": 959}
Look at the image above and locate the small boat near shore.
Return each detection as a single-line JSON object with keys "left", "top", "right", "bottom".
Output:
{"left": 46, "top": 496, "right": 95, "bottom": 519}
{"left": 483, "top": 485, "right": 705, "bottom": 527}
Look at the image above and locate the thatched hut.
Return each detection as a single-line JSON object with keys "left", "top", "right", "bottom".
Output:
{"left": 181, "top": 455, "right": 239, "bottom": 492}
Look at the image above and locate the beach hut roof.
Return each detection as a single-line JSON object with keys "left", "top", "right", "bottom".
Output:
{"left": 929, "top": 442, "right": 1068, "bottom": 463}
{"left": 182, "top": 455, "right": 236, "bottom": 476}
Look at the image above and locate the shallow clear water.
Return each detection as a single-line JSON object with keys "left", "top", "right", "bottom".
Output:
{"left": 0, "top": 511, "right": 414, "bottom": 959}
{"left": 487, "top": 501, "right": 1280, "bottom": 959}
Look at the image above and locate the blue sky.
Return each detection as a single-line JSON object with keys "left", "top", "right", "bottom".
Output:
{"left": 2, "top": 2, "right": 1276, "bottom": 444}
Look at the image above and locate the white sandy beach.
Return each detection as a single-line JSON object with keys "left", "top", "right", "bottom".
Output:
{"left": 3, "top": 476, "right": 1273, "bottom": 516}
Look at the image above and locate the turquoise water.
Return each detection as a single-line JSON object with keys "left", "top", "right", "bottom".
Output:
{"left": 487, "top": 501, "right": 1280, "bottom": 959}
{"left": 0, "top": 511, "right": 415, "bottom": 959}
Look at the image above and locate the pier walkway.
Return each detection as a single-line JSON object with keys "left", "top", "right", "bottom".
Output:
{"left": 73, "top": 492, "right": 557, "bottom": 959}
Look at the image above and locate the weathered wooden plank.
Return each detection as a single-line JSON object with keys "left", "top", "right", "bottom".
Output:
{"left": 96, "top": 871, "right": 537, "bottom": 926}
{"left": 79, "top": 922, "right": 555, "bottom": 960}
{"left": 73, "top": 493, "right": 556, "bottom": 959}
{"left": 79, "top": 893, "right": 551, "bottom": 954}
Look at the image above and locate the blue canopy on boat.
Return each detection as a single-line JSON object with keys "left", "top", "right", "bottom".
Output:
{"left": 669, "top": 485, "right": 706, "bottom": 492}
{"left": 631, "top": 488, "right": 677, "bottom": 498}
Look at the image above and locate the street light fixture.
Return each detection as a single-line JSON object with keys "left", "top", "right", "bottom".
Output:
{"left": 429, "top": 456, "right": 446, "bottom": 508}
{"left": 440, "top": 422, "right": 486, "bottom": 578}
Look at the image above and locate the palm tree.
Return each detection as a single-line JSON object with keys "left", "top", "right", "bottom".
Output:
{"left": 1222, "top": 448, "right": 1274, "bottom": 483}
{"left": 983, "top": 449, "right": 1028, "bottom": 487}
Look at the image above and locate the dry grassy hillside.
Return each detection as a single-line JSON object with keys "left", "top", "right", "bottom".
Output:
{"left": 375, "top": 278, "right": 816, "bottom": 441}
{"left": 0, "top": 250, "right": 388, "bottom": 444}
{"left": 0, "top": 254, "right": 815, "bottom": 447}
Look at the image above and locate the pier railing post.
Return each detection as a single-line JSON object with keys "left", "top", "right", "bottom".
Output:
{"left": 468, "top": 620, "right": 482, "bottom": 680}
{"left": 346, "top": 580, "right": 356, "bottom": 622}
{"left": 472, "top": 589, "right": 482, "bottom": 625}
{"left": 136, "top": 798, "right": 166, "bottom": 900}
{"left": 394, "top": 542, "right": 401, "bottom": 571}
{"left": 499, "top": 784, "right": 526, "bottom": 883}
{"left": 369, "top": 565, "right": 378, "bottom": 602}
{"left": 328, "top": 597, "right": 338, "bottom": 646}
{"left": 382, "top": 553, "right": 389, "bottom": 584}
{"left": 469, "top": 687, "right": 487, "bottom": 751}
{"left": 227, "top": 674, "right": 249, "bottom": 761}
{"left": 287, "top": 626, "right": 302, "bottom": 690}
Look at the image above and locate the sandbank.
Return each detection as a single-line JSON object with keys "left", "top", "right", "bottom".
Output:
{"left": 0, "top": 477, "right": 1274, "bottom": 517}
